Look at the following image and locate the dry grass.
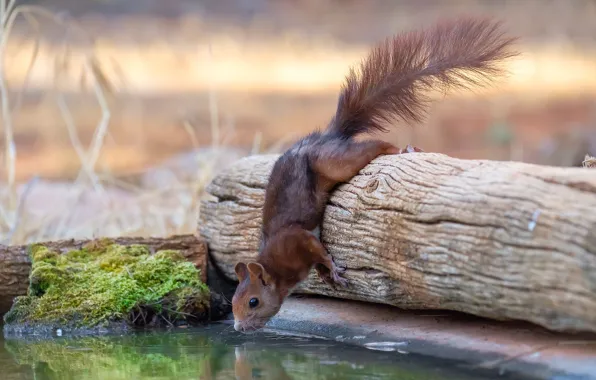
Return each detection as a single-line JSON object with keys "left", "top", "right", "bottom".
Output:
{"left": 0, "top": 1, "right": 111, "bottom": 244}
{"left": 0, "top": 2, "right": 261, "bottom": 245}
{"left": 0, "top": 126, "right": 271, "bottom": 245}
{"left": 0, "top": 108, "right": 258, "bottom": 245}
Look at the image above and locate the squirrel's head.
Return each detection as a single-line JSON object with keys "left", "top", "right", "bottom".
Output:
{"left": 232, "top": 261, "right": 283, "bottom": 333}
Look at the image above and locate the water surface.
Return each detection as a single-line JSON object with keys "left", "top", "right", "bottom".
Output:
{"left": 1, "top": 323, "right": 527, "bottom": 379}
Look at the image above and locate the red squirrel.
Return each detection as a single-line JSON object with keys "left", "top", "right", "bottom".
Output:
{"left": 232, "top": 17, "right": 518, "bottom": 333}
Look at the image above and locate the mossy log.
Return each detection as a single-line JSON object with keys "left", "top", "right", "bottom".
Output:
{"left": 199, "top": 153, "right": 596, "bottom": 333}
{"left": 0, "top": 235, "right": 207, "bottom": 316}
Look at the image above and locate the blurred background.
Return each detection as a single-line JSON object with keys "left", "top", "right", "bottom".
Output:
{"left": 1, "top": 0, "right": 596, "bottom": 244}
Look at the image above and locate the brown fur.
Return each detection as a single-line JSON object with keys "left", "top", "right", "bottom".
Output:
{"left": 232, "top": 16, "right": 519, "bottom": 333}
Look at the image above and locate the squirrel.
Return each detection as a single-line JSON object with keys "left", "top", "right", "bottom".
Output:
{"left": 231, "top": 17, "right": 518, "bottom": 333}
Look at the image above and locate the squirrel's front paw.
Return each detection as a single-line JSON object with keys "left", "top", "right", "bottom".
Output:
{"left": 316, "top": 263, "right": 348, "bottom": 289}
{"left": 331, "top": 267, "right": 349, "bottom": 288}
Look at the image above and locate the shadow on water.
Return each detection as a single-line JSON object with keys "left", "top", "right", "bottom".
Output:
{"left": 1, "top": 322, "right": 532, "bottom": 380}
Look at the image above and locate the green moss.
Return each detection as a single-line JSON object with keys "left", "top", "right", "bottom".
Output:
{"left": 4, "top": 241, "right": 210, "bottom": 329}
{"left": 3, "top": 296, "right": 39, "bottom": 324}
{"left": 29, "top": 244, "right": 59, "bottom": 263}
{"left": 29, "top": 262, "right": 70, "bottom": 296}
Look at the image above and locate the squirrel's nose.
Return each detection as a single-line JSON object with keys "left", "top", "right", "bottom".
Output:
{"left": 233, "top": 321, "right": 242, "bottom": 332}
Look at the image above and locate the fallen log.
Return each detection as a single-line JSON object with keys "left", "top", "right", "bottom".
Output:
{"left": 199, "top": 153, "right": 596, "bottom": 333}
{"left": 0, "top": 235, "right": 207, "bottom": 316}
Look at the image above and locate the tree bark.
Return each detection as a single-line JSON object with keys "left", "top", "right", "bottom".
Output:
{"left": 0, "top": 235, "right": 207, "bottom": 316}
{"left": 199, "top": 153, "right": 596, "bottom": 333}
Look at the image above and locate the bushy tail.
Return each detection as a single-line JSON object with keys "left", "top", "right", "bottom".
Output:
{"left": 327, "top": 17, "right": 519, "bottom": 138}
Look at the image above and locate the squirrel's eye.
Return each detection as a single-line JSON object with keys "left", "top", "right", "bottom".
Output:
{"left": 249, "top": 298, "right": 259, "bottom": 308}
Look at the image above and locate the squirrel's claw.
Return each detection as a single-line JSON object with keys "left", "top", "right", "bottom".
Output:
{"left": 331, "top": 271, "right": 349, "bottom": 288}
{"left": 398, "top": 144, "right": 424, "bottom": 154}
{"left": 329, "top": 263, "right": 349, "bottom": 288}
{"left": 316, "top": 262, "right": 349, "bottom": 289}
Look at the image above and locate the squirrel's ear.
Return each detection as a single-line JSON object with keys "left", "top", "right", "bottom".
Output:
{"left": 247, "top": 262, "right": 272, "bottom": 286}
{"left": 234, "top": 262, "right": 248, "bottom": 282}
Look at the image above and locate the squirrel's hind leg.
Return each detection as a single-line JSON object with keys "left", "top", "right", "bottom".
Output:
{"left": 310, "top": 139, "right": 399, "bottom": 185}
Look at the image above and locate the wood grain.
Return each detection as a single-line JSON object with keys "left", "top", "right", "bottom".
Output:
{"left": 199, "top": 153, "right": 596, "bottom": 333}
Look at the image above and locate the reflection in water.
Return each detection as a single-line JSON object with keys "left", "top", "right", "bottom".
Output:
{"left": 234, "top": 345, "right": 294, "bottom": 380}
{"left": 1, "top": 323, "right": 524, "bottom": 380}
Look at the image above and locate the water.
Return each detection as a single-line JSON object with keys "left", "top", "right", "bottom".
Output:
{"left": 0, "top": 322, "right": 526, "bottom": 380}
